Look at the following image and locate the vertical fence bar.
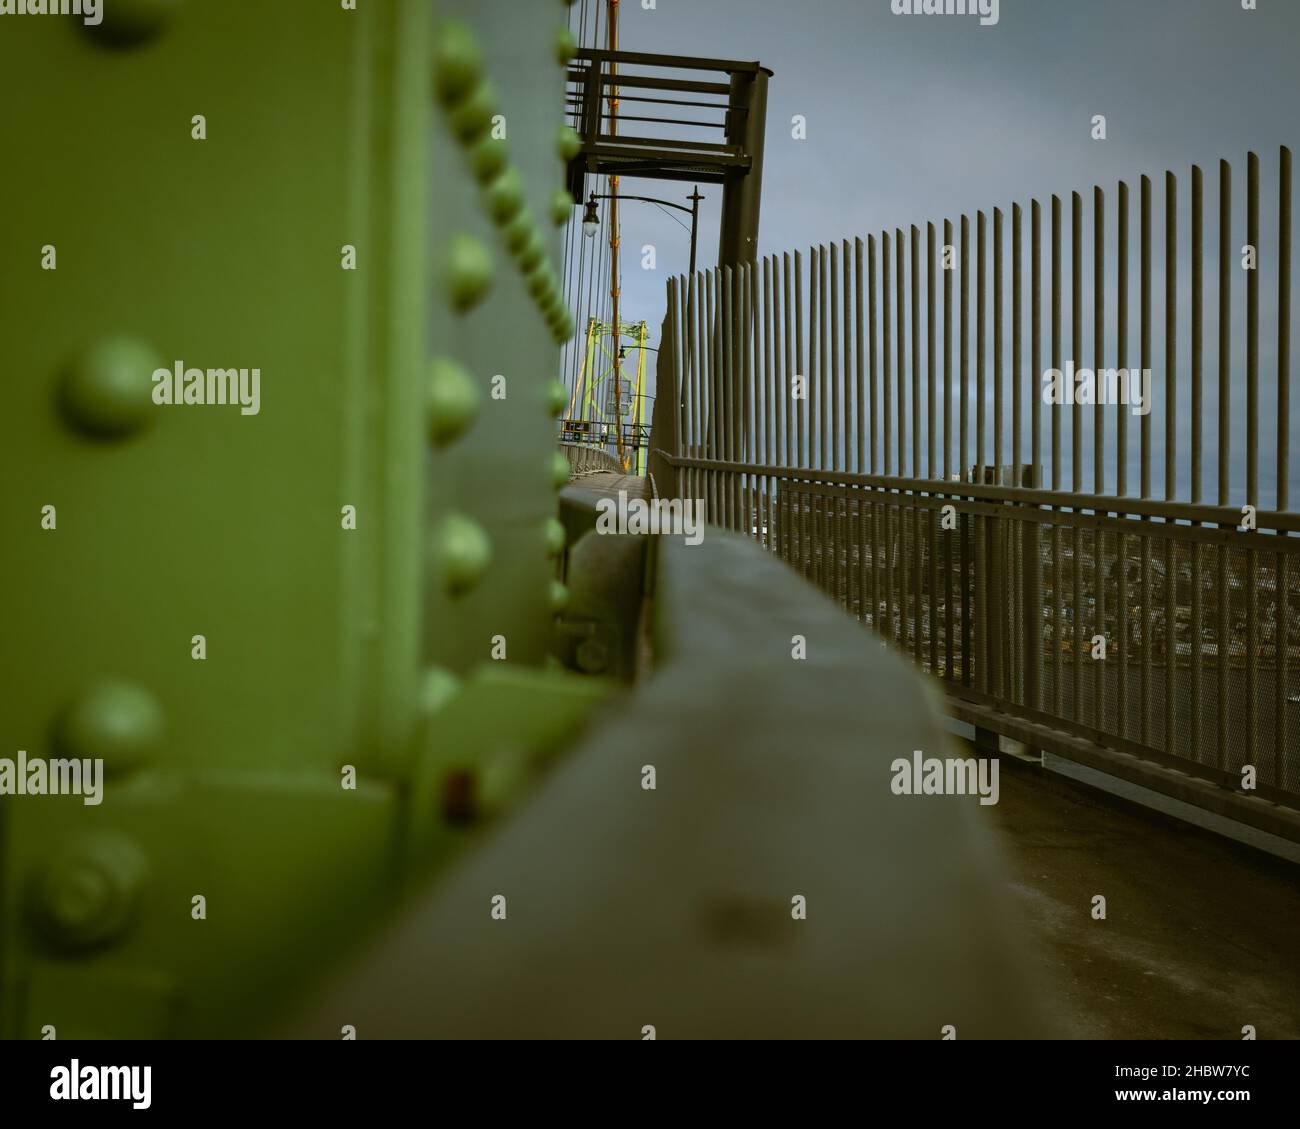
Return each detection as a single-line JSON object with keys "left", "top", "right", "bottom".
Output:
{"left": 884, "top": 233, "right": 893, "bottom": 640}
{"left": 759, "top": 257, "right": 769, "bottom": 554}
{"left": 773, "top": 256, "right": 786, "bottom": 560}
{"left": 754, "top": 260, "right": 763, "bottom": 540}
{"left": 807, "top": 248, "right": 819, "bottom": 574}
{"left": 912, "top": 226, "right": 922, "bottom": 482}
{"left": 1217, "top": 161, "right": 1231, "bottom": 770}
{"left": 977, "top": 212, "right": 987, "bottom": 480}
{"left": 1247, "top": 152, "right": 1260, "bottom": 774}
{"left": 1071, "top": 191, "right": 1083, "bottom": 723}
{"left": 1013, "top": 204, "right": 1025, "bottom": 702}
{"left": 928, "top": 222, "right": 939, "bottom": 674}
{"left": 1029, "top": 201, "right": 1043, "bottom": 711}
{"left": 708, "top": 268, "right": 719, "bottom": 525}
{"left": 745, "top": 261, "right": 757, "bottom": 540}
{"left": 995, "top": 209, "right": 1004, "bottom": 484}
{"left": 1094, "top": 187, "right": 1106, "bottom": 730}
{"left": 821, "top": 245, "right": 831, "bottom": 475}
{"left": 1165, "top": 171, "right": 1178, "bottom": 755}
{"left": 693, "top": 272, "right": 705, "bottom": 516}
{"left": 976, "top": 211, "right": 988, "bottom": 692}
{"left": 870, "top": 236, "right": 881, "bottom": 633}
{"left": 857, "top": 238, "right": 868, "bottom": 622}
{"left": 832, "top": 242, "right": 841, "bottom": 476}
{"left": 784, "top": 252, "right": 794, "bottom": 471}
{"left": 1140, "top": 175, "right": 1152, "bottom": 748}
{"left": 1278, "top": 146, "right": 1293, "bottom": 790}
{"left": 993, "top": 207, "right": 1006, "bottom": 699}
{"left": 820, "top": 246, "right": 831, "bottom": 588}
{"left": 845, "top": 240, "right": 855, "bottom": 478}
{"left": 856, "top": 237, "right": 867, "bottom": 477}
{"left": 796, "top": 248, "right": 805, "bottom": 468}
{"left": 911, "top": 225, "right": 922, "bottom": 662}
{"left": 785, "top": 252, "right": 798, "bottom": 565}
{"left": 1052, "top": 195, "right": 1063, "bottom": 716}
{"left": 681, "top": 273, "right": 691, "bottom": 489}
{"left": 896, "top": 228, "right": 906, "bottom": 651}
{"left": 724, "top": 264, "right": 737, "bottom": 531}
{"left": 1279, "top": 146, "right": 1292, "bottom": 514}
{"left": 1190, "top": 166, "right": 1203, "bottom": 765}
{"left": 844, "top": 240, "right": 855, "bottom": 612}
{"left": 961, "top": 215, "right": 971, "bottom": 683}
{"left": 944, "top": 219, "right": 954, "bottom": 678}
{"left": 831, "top": 243, "right": 842, "bottom": 603}
{"left": 1117, "top": 181, "right": 1130, "bottom": 739}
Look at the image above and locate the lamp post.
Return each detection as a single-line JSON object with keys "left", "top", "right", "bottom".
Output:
{"left": 583, "top": 187, "right": 704, "bottom": 276}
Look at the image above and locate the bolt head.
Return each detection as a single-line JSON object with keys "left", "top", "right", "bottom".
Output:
{"left": 433, "top": 21, "right": 484, "bottom": 107}
{"left": 444, "top": 234, "right": 494, "bottom": 313}
{"left": 484, "top": 167, "right": 526, "bottom": 226}
{"left": 60, "top": 337, "right": 162, "bottom": 439}
{"left": 426, "top": 358, "right": 480, "bottom": 447}
{"left": 469, "top": 135, "right": 510, "bottom": 185}
{"left": 551, "top": 188, "right": 576, "bottom": 227}
{"left": 551, "top": 451, "right": 573, "bottom": 490}
{"left": 29, "top": 835, "right": 147, "bottom": 954}
{"left": 545, "top": 379, "right": 568, "bottom": 417}
{"left": 447, "top": 80, "right": 497, "bottom": 146}
{"left": 545, "top": 517, "right": 567, "bottom": 557}
{"left": 554, "top": 27, "right": 578, "bottom": 67}
{"left": 433, "top": 513, "right": 492, "bottom": 597}
{"left": 57, "top": 679, "right": 163, "bottom": 774}
{"left": 556, "top": 125, "right": 582, "bottom": 163}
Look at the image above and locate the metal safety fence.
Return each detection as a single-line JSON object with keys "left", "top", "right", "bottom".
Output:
{"left": 651, "top": 147, "right": 1300, "bottom": 810}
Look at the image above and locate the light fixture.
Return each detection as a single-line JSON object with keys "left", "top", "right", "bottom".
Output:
{"left": 582, "top": 194, "right": 600, "bottom": 239}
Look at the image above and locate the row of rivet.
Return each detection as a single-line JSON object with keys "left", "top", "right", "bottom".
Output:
{"left": 429, "top": 20, "right": 576, "bottom": 602}
{"left": 434, "top": 21, "right": 577, "bottom": 345}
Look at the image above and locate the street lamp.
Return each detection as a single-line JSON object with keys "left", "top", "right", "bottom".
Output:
{"left": 580, "top": 187, "right": 704, "bottom": 276}
{"left": 582, "top": 194, "right": 601, "bottom": 239}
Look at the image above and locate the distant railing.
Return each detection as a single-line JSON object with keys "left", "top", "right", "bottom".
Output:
{"left": 653, "top": 146, "right": 1300, "bottom": 809}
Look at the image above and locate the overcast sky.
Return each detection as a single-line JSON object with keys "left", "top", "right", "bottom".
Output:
{"left": 561, "top": 0, "right": 1300, "bottom": 506}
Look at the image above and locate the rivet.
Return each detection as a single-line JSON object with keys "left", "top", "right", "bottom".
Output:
{"left": 433, "top": 21, "right": 484, "bottom": 107}
{"left": 426, "top": 358, "right": 480, "bottom": 447}
{"left": 550, "top": 188, "right": 576, "bottom": 227}
{"left": 526, "top": 263, "right": 555, "bottom": 303}
{"left": 484, "top": 167, "right": 526, "bottom": 226}
{"left": 447, "top": 80, "right": 497, "bottom": 147}
{"left": 545, "top": 379, "right": 568, "bottom": 418}
{"left": 433, "top": 513, "right": 492, "bottom": 597}
{"left": 444, "top": 234, "right": 494, "bottom": 313}
{"left": 515, "top": 230, "right": 545, "bottom": 274}
{"left": 556, "top": 124, "right": 582, "bottom": 163}
{"left": 552, "top": 311, "right": 577, "bottom": 343}
{"left": 84, "top": 0, "right": 180, "bottom": 47}
{"left": 56, "top": 679, "right": 163, "bottom": 774}
{"left": 551, "top": 451, "right": 572, "bottom": 490}
{"left": 469, "top": 135, "right": 510, "bottom": 185}
{"left": 60, "top": 336, "right": 162, "bottom": 439}
{"left": 502, "top": 210, "right": 535, "bottom": 256}
{"left": 550, "top": 580, "right": 570, "bottom": 614}
{"left": 554, "top": 27, "right": 578, "bottom": 67}
{"left": 545, "top": 517, "right": 567, "bottom": 557}
{"left": 29, "top": 834, "right": 147, "bottom": 954}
